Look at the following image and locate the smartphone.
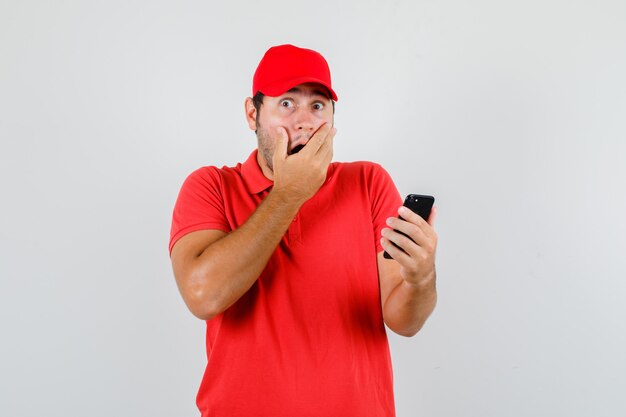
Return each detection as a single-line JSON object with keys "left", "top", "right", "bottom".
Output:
{"left": 383, "top": 194, "right": 435, "bottom": 260}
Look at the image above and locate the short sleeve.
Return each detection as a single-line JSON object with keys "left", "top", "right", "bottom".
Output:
{"left": 368, "top": 164, "right": 403, "bottom": 253}
{"left": 169, "top": 167, "right": 231, "bottom": 255}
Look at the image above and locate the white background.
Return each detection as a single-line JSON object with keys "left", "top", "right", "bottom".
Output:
{"left": 1, "top": 1, "right": 625, "bottom": 416}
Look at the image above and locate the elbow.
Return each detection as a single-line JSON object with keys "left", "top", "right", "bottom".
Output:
{"left": 187, "top": 299, "right": 219, "bottom": 321}
{"left": 180, "top": 270, "right": 224, "bottom": 321}
{"left": 390, "top": 324, "right": 422, "bottom": 338}
{"left": 184, "top": 288, "right": 221, "bottom": 321}
{"left": 384, "top": 312, "right": 427, "bottom": 337}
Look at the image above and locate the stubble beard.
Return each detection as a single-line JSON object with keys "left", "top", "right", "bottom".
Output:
{"left": 256, "top": 127, "right": 308, "bottom": 173}
{"left": 256, "top": 127, "right": 275, "bottom": 173}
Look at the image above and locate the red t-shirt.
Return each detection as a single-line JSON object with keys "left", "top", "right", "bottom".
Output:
{"left": 170, "top": 150, "right": 402, "bottom": 417}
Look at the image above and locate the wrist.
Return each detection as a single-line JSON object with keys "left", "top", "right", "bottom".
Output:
{"left": 268, "top": 187, "right": 305, "bottom": 214}
{"left": 402, "top": 270, "right": 436, "bottom": 293}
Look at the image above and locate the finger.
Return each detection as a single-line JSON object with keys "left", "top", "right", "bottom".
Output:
{"left": 300, "top": 122, "right": 331, "bottom": 156}
{"left": 398, "top": 206, "right": 426, "bottom": 227}
{"left": 385, "top": 217, "right": 428, "bottom": 247}
{"left": 381, "top": 228, "right": 434, "bottom": 274}
{"left": 391, "top": 206, "right": 435, "bottom": 238}
{"left": 398, "top": 206, "right": 436, "bottom": 238}
{"left": 318, "top": 127, "right": 336, "bottom": 162}
{"left": 427, "top": 206, "right": 437, "bottom": 227}
{"left": 381, "top": 227, "right": 420, "bottom": 257}
{"left": 319, "top": 126, "right": 336, "bottom": 153}
{"left": 380, "top": 236, "right": 413, "bottom": 266}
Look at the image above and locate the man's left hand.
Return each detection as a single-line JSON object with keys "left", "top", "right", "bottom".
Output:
{"left": 380, "top": 206, "right": 438, "bottom": 287}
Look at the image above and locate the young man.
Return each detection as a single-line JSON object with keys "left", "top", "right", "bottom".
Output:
{"left": 169, "top": 44, "right": 438, "bottom": 416}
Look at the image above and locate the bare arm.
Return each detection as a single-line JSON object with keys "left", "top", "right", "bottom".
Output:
{"left": 378, "top": 206, "right": 438, "bottom": 336}
{"left": 170, "top": 124, "right": 336, "bottom": 320}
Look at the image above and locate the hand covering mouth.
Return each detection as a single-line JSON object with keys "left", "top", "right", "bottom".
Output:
{"left": 286, "top": 124, "right": 327, "bottom": 155}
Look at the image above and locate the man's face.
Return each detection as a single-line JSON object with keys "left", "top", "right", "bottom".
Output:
{"left": 250, "top": 83, "right": 334, "bottom": 173}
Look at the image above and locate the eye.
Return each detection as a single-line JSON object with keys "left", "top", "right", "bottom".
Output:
{"left": 313, "top": 102, "right": 324, "bottom": 110}
{"left": 280, "top": 99, "right": 294, "bottom": 108}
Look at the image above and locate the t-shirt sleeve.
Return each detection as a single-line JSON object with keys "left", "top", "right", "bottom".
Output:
{"left": 169, "top": 167, "right": 231, "bottom": 255}
{"left": 368, "top": 163, "right": 403, "bottom": 253}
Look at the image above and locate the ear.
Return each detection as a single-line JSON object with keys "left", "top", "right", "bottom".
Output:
{"left": 244, "top": 97, "right": 257, "bottom": 131}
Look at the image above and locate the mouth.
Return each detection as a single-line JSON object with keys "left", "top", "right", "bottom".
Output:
{"left": 288, "top": 135, "right": 310, "bottom": 155}
{"left": 291, "top": 144, "right": 306, "bottom": 154}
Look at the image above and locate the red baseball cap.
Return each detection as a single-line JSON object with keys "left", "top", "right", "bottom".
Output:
{"left": 252, "top": 44, "right": 338, "bottom": 101}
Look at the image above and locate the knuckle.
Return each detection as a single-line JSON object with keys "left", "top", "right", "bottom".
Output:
{"left": 407, "top": 263, "right": 418, "bottom": 274}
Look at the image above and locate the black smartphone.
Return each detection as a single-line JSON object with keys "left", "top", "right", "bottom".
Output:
{"left": 383, "top": 194, "right": 435, "bottom": 259}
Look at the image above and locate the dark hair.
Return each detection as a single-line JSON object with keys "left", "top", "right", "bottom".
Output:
{"left": 252, "top": 91, "right": 265, "bottom": 117}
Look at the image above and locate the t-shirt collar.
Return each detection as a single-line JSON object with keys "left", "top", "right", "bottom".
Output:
{"left": 241, "top": 149, "right": 273, "bottom": 194}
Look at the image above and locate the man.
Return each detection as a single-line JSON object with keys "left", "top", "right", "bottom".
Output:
{"left": 169, "top": 44, "right": 438, "bottom": 416}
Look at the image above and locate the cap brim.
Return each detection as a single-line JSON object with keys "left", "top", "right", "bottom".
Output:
{"left": 259, "top": 76, "right": 338, "bottom": 101}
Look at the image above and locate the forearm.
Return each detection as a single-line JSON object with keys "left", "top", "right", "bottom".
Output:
{"left": 383, "top": 272, "right": 437, "bottom": 337}
{"left": 188, "top": 189, "right": 301, "bottom": 319}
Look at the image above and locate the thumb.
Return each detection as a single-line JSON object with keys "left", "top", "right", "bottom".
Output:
{"left": 427, "top": 206, "right": 437, "bottom": 227}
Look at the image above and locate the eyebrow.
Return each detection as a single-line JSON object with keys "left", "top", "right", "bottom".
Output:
{"left": 285, "top": 87, "right": 331, "bottom": 100}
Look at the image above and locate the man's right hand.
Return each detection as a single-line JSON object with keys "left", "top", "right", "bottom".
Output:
{"left": 271, "top": 123, "right": 337, "bottom": 205}
{"left": 171, "top": 125, "right": 335, "bottom": 319}
{"left": 171, "top": 123, "right": 336, "bottom": 320}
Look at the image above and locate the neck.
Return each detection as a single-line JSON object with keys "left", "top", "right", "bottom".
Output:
{"left": 256, "top": 150, "right": 274, "bottom": 181}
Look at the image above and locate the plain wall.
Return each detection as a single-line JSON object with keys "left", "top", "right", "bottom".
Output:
{"left": 1, "top": 0, "right": 625, "bottom": 416}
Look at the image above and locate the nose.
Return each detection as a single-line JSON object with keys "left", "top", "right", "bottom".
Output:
{"left": 294, "top": 107, "right": 317, "bottom": 133}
